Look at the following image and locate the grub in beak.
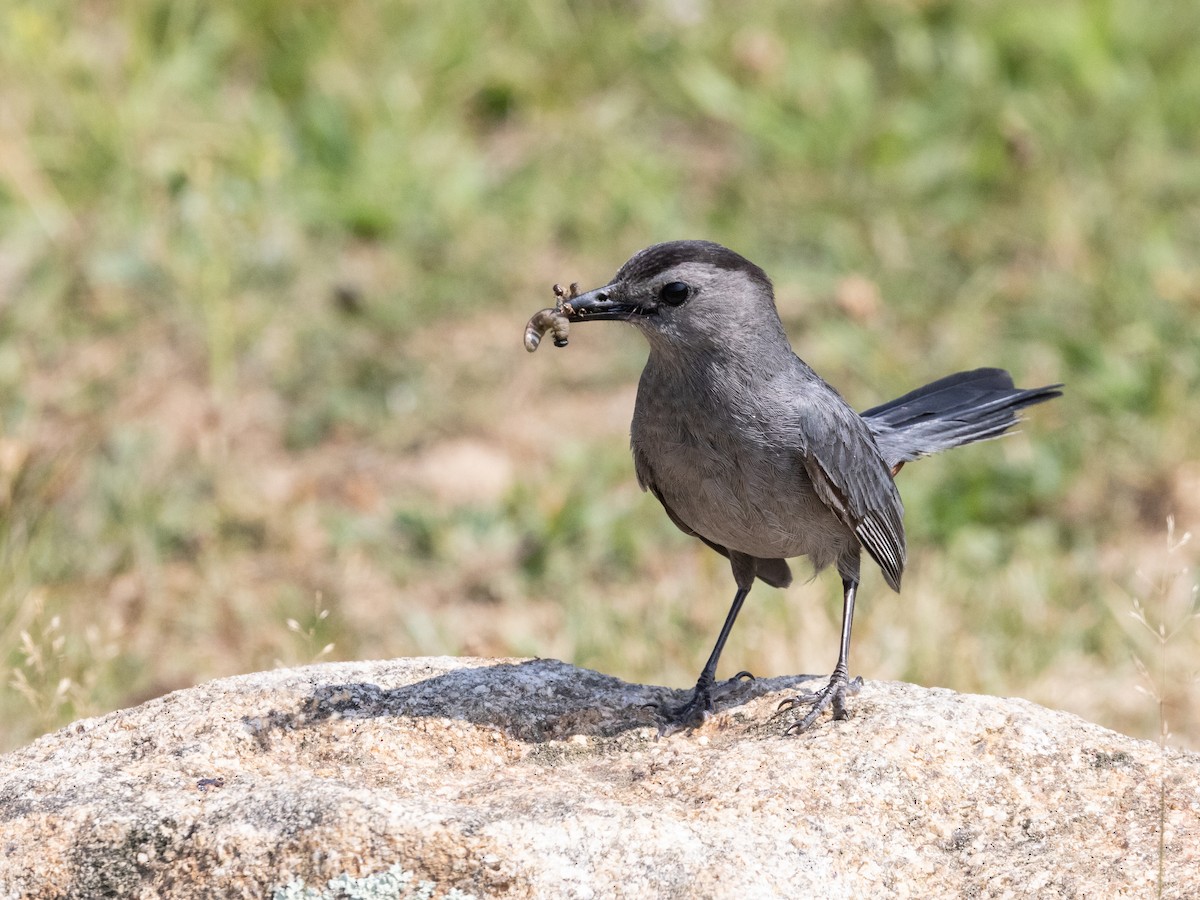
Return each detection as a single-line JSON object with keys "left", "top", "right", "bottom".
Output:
{"left": 523, "top": 282, "right": 578, "bottom": 352}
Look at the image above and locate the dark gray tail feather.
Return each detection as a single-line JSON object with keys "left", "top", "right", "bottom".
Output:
{"left": 861, "top": 367, "right": 1062, "bottom": 470}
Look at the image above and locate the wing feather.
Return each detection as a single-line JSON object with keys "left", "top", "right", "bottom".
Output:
{"left": 799, "top": 407, "right": 906, "bottom": 591}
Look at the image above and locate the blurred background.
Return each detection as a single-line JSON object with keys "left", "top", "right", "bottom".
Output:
{"left": 1, "top": 0, "right": 1198, "bottom": 753}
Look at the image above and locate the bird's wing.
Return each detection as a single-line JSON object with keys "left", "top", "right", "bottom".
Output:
{"left": 633, "top": 447, "right": 793, "bottom": 589}
{"left": 798, "top": 403, "right": 907, "bottom": 591}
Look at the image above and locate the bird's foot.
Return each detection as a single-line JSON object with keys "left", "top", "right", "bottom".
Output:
{"left": 648, "top": 671, "right": 754, "bottom": 736}
{"left": 777, "top": 671, "right": 863, "bottom": 734}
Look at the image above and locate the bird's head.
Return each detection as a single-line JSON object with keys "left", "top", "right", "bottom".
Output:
{"left": 563, "top": 241, "right": 788, "bottom": 355}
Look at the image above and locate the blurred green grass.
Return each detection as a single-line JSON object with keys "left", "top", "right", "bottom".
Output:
{"left": 2, "top": 0, "right": 1198, "bottom": 752}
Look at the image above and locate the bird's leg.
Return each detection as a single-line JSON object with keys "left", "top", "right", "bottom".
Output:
{"left": 780, "top": 576, "right": 864, "bottom": 733}
{"left": 654, "top": 585, "right": 752, "bottom": 733}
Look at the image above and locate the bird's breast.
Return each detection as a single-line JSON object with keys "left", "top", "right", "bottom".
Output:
{"left": 631, "top": 377, "right": 848, "bottom": 562}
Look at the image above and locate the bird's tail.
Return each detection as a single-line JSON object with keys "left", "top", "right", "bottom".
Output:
{"left": 861, "top": 368, "right": 1061, "bottom": 471}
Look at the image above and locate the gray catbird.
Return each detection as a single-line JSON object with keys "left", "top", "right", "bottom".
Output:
{"left": 546, "top": 240, "right": 1061, "bottom": 732}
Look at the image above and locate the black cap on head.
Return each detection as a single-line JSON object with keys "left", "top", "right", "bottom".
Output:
{"left": 614, "top": 241, "right": 773, "bottom": 294}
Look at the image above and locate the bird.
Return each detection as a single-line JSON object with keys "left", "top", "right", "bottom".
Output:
{"left": 543, "top": 240, "right": 1061, "bottom": 732}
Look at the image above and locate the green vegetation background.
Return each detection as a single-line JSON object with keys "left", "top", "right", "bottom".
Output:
{"left": 1, "top": 0, "right": 1198, "bottom": 752}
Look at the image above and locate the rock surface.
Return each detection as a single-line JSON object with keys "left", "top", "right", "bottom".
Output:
{"left": 1, "top": 657, "right": 1197, "bottom": 899}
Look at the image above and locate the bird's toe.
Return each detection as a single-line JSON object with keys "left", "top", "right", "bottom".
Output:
{"left": 778, "top": 672, "right": 863, "bottom": 734}
{"left": 646, "top": 686, "right": 714, "bottom": 736}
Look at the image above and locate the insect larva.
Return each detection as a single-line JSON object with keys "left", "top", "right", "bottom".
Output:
{"left": 523, "top": 282, "right": 579, "bottom": 352}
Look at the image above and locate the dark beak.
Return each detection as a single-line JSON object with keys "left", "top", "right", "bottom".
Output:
{"left": 562, "top": 284, "right": 651, "bottom": 322}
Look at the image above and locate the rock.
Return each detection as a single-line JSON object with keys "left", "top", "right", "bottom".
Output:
{"left": 0, "top": 657, "right": 1197, "bottom": 899}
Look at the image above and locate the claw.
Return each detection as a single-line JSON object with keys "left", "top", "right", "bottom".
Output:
{"left": 779, "top": 673, "right": 863, "bottom": 734}
{"left": 648, "top": 670, "right": 755, "bottom": 735}
{"left": 776, "top": 695, "right": 806, "bottom": 712}
{"left": 650, "top": 689, "right": 713, "bottom": 737}
{"left": 709, "top": 672, "right": 756, "bottom": 705}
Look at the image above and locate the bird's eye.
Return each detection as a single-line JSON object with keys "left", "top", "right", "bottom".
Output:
{"left": 660, "top": 282, "right": 690, "bottom": 306}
